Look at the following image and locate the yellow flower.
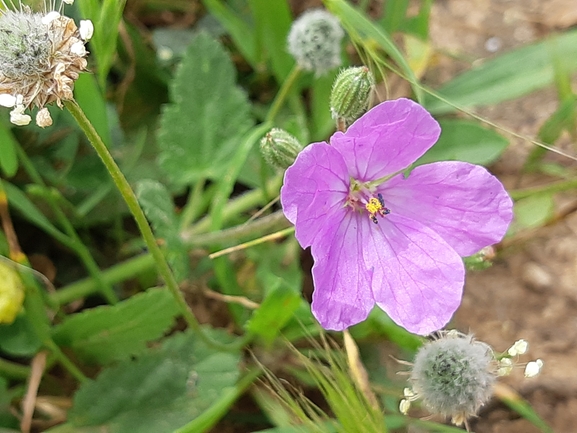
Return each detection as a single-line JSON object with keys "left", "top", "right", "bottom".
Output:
{"left": 0, "top": 261, "right": 25, "bottom": 324}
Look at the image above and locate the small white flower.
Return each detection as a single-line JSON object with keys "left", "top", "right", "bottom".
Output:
{"left": 524, "top": 359, "right": 543, "bottom": 378}
{"left": 399, "top": 399, "right": 411, "bottom": 415}
{"left": 36, "top": 108, "right": 53, "bottom": 128}
{"left": 507, "top": 339, "right": 528, "bottom": 356}
{"left": 42, "top": 11, "right": 61, "bottom": 25}
{"left": 497, "top": 358, "right": 513, "bottom": 376}
{"left": 10, "top": 105, "right": 31, "bottom": 126}
{"left": 0, "top": 94, "right": 16, "bottom": 108}
{"left": 70, "top": 41, "right": 87, "bottom": 57}
{"left": 79, "top": 20, "right": 94, "bottom": 41}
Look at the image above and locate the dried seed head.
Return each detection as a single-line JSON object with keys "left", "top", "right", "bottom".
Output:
{"left": 409, "top": 331, "right": 496, "bottom": 426}
{"left": 287, "top": 9, "right": 344, "bottom": 76}
{"left": 0, "top": 2, "right": 91, "bottom": 126}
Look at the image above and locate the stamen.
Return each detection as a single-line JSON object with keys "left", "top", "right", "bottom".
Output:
{"left": 365, "top": 193, "right": 390, "bottom": 224}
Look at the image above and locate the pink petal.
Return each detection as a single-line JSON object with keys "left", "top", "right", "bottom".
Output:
{"left": 309, "top": 212, "right": 375, "bottom": 330}
{"left": 281, "top": 142, "right": 349, "bottom": 248}
{"left": 380, "top": 161, "right": 513, "bottom": 257}
{"left": 330, "top": 98, "right": 440, "bottom": 181}
{"left": 367, "top": 213, "right": 465, "bottom": 335}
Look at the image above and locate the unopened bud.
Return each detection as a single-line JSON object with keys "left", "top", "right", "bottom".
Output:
{"left": 287, "top": 9, "right": 344, "bottom": 76}
{"left": 260, "top": 128, "right": 304, "bottom": 170}
{"left": 0, "top": 261, "right": 25, "bottom": 324}
{"left": 330, "top": 66, "right": 374, "bottom": 125}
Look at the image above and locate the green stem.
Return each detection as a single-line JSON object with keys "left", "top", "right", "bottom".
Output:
{"left": 509, "top": 178, "right": 577, "bottom": 200}
{"left": 180, "top": 178, "right": 206, "bottom": 229}
{"left": 15, "top": 144, "right": 118, "bottom": 304}
{"left": 52, "top": 210, "right": 288, "bottom": 306}
{"left": 50, "top": 253, "right": 155, "bottom": 306}
{"left": 64, "top": 99, "right": 212, "bottom": 347}
{"left": 0, "top": 357, "right": 30, "bottom": 380}
{"left": 265, "top": 65, "right": 302, "bottom": 123}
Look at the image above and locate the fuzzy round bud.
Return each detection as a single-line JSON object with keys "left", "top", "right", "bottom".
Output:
{"left": 410, "top": 333, "right": 495, "bottom": 423}
{"left": 0, "top": 261, "right": 25, "bottom": 324}
{"left": 330, "top": 66, "right": 374, "bottom": 124}
{"left": 287, "top": 9, "right": 344, "bottom": 75}
{"left": 260, "top": 128, "right": 304, "bottom": 170}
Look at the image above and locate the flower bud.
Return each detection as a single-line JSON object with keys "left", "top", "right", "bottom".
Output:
{"left": 260, "top": 128, "right": 304, "bottom": 170}
{"left": 0, "top": 261, "right": 25, "bottom": 324}
{"left": 410, "top": 332, "right": 495, "bottom": 425}
{"left": 287, "top": 9, "right": 344, "bottom": 76}
{"left": 330, "top": 66, "right": 374, "bottom": 125}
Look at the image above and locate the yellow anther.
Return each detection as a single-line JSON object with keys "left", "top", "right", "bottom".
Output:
{"left": 365, "top": 197, "right": 382, "bottom": 214}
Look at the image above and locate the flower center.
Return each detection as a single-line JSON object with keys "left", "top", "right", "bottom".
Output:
{"left": 347, "top": 180, "right": 391, "bottom": 224}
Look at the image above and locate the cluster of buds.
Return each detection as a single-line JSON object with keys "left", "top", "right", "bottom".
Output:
{"left": 0, "top": 0, "right": 93, "bottom": 127}
{"left": 400, "top": 330, "right": 543, "bottom": 431}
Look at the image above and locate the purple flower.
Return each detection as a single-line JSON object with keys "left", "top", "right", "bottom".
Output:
{"left": 280, "top": 98, "right": 513, "bottom": 335}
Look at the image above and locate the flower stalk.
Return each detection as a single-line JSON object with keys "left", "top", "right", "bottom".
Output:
{"left": 64, "top": 99, "right": 244, "bottom": 351}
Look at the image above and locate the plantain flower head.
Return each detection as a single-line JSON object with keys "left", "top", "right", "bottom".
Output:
{"left": 0, "top": 0, "right": 92, "bottom": 127}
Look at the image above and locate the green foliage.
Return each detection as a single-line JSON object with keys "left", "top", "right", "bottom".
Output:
{"left": 157, "top": 32, "right": 253, "bottom": 186}
{"left": 136, "top": 180, "right": 190, "bottom": 282}
{"left": 510, "top": 194, "right": 554, "bottom": 233}
{"left": 417, "top": 120, "right": 509, "bottom": 166}
{"left": 0, "top": 121, "right": 18, "bottom": 177}
{"left": 424, "top": 29, "right": 577, "bottom": 114}
{"left": 77, "top": 0, "right": 127, "bottom": 88}
{"left": 0, "top": 313, "right": 42, "bottom": 357}
{"left": 52, "top": 288, "right": 180, "bottom": 364}
{"left": 246, "top": 279, "right": 301, "bottom": 345}
{"left": 62, "top": 329, "right": 241, "bottom": 432}
{"left": 0, "top": 1, "right": 570, "bottom": 431}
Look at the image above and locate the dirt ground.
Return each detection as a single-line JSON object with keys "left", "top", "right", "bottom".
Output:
{"left": 426, "top": 0, "right": 577, "bottom": 432}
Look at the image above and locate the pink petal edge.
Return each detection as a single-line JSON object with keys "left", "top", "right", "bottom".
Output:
{"left": 330, "top": 98, "right": 441, "bottom": 181}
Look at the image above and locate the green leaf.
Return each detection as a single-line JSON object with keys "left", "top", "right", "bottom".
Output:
{"left": 510, "top": 194, "right": 554, "bottom": 233}
{"left": 425, "top": 29, "right": 577, "bottom": 114}
{"left": 52, "top": 288, "right": 180, "bottom": 364}
{"left": 65, "top": 330, "right": 240, "bottom": 433}
{"left": 246, "top": 279, "right": 301, "bottom": 345}
{"left": 202, "top": 0, "right": 259, "bottom": 67}
{"left": 77, "top": 0, "right": 127, "bottom": 88}
{"left": 136, "top": 180, "right": 190, "bottom": 282}
{"left": 157, "top": 32, "right": 253, "bottom": 186}
{"left": 0, "top": 314, "right": 42, "bottom": 357}
{"left": 416, "top": 119, "right": 509, "bottom": 166}
{"left": 1, "top": 181, "right": 68, "bottom": 244}
{"left": 247, "top": 0, "right": 294, "bottom": 81}
{"left": 0, "top": 122, "right": 18, "bottom": 177}
{"left": 538, "top": 96, "right": 576, "bottom": 144}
